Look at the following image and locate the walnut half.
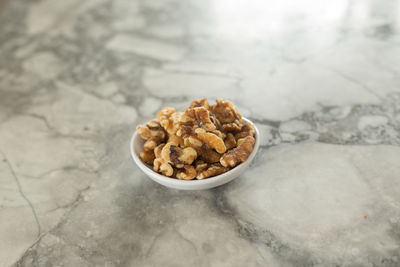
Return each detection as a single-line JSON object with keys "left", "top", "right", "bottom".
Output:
{"left": 176, "top": 165, "right": 197, "bottom": 180}
{"left": 139, "top": 150, "right": 155, "bottom": 165}
{"left": 194, "top": 128, "right": 226, "bottom": 154}
{"left": 220, "top": 136, "right": 255, "bottom": 167}
{"left": 136, "top": 120, "right": 166, "bottom": 140}
{"left": 197, "top": 163, "right": 229, "bottom": 179}
{"left": 161, "top": 142, "right": 197, "bottom": 168}
{"left": 153, "top": 158, "right": 174, "bottom": 176}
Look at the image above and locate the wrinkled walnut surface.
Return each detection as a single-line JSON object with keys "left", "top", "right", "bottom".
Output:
{"left": 136, "top": 98, "right": 256, "bottom": 180}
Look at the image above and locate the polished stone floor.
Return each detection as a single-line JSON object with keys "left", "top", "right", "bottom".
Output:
{"left": 1, "top": 0, "right": 400, "bottom": 266}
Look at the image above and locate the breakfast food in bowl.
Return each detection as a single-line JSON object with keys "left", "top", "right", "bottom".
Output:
{"left": 136, "top": 98, "right": 256, "bottom": 180}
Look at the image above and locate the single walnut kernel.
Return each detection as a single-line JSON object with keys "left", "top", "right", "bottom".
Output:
{"left": 195, "top": 160, "right": 208, "bottom": 172}
{"left": 221, "top": 119, "right": 243, "bottom": 132}
{"left": 220, "top": 136, "right": 255, "bottom": 167}
{"left": 197, "top": 163, "right": 229, "bottom": 179}
{"left": 176, "top": 165, "right": 197, "bottom": 180}
{"left": 161, "top": 143, "right": 197, "bottom": 168}
{"left": 195, "top": 146, "right": 221, "bottom": 163}
{"left": 180, "top": 107, "right": 216, "bottom": 132}
{"left": 154, "top": 143, "right": 165, "bottom": 159}
{"left": 234, "top": 120, "right": 255, "bottom": 141}
{"left": 184, "top": 136, "right": 203, "bottom": 148}
{"left": 211, "top": 129, "right": 226, "bottom": 140}
{"left": 143, "top": 137, "right": 160, "bottom": 151}
{"left": 140, "top": 150, "right": 155, "bottom": 165}
{"left": 153, "top": 158, "right": 174, "bottom": 176}
{"left": 136, "top": 120, "right": 166, "bottom": 140}
{"left": 177, "top": 146, "right": 197, "bottom": 165}
{"left": 136, "top": 98, "right": 256, "bottom": 180}
{"left": 157, "top": 107, "right": 182, "bottom": 135}
{"left": 237, "top": 138, "right": 247, "bottom": 146}
{"left": 210, "top": 114, "right": 221, "bottom": 129}
{"left": 189, "top": 98, "right": 210, "bottom": 110}
{"left": 210, "top": 98, "right": 242, "bottom": 123}
{"left": 224, "top": 133, "right": 237, "bottom": 150}
{"left": 195, "top": 128, "right": 226, "bottom": 154}
{"left": 168, "top": 135, "right": 184, "bottom": 147}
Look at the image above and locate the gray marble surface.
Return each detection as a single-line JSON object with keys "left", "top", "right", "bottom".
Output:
{"left": 1, "top": 0, "right": 400, "bottom": 266}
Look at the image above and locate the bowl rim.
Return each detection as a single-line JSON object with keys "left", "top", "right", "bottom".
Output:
{"left": 130, "top": 117, "right": 260, "bottom": 185}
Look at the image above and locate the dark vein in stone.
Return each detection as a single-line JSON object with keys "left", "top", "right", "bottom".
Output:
{"left": 20, "top": 165, "right": 94, "bottom": 180}
{"left": 46, "top": 185, "right": 90, "bottom": 213}
{"left": 21, "top": 113, "right": 90, "bottom": 140}
{"left": 14, "top": 184, "right": 92, "bottom": 266}
{"left": 14, "top": 233, "right": 44, "bottom": 267}
{"left": 144, "top": 232, "right": 164, "bottom": 258}
{"left": 212, "top": 188, "right": 318, "bottom": 267}
{"left": 0, "top": 150, "right": 41, "bottom": 237}
{"left": 172, "top": 226, "right": 200, "bottom": 258}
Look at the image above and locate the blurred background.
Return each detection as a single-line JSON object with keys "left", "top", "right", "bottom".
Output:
{"left": 0, "top": 0, "right": 399, "bottom": 123}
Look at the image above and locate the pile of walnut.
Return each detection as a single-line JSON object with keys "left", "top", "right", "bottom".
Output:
{"left": 137, "top": 98, "right": 255, "bottom": 180}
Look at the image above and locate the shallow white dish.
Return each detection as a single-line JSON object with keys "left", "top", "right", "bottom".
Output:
{"left": 130, "top": 118, "right": 260, "bottom": 190}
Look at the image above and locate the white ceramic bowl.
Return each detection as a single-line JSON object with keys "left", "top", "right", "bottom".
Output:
{"left": 130, "top": 118, "right": 260, "bottom": 190}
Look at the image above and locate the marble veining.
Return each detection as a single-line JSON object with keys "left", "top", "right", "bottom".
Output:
{"left": 0, "top": 0, "right": 400, "bottom": 266}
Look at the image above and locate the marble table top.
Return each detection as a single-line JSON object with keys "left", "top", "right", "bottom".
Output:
{"left": 1, "top": 0, "right": 400, "bottom": 266}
